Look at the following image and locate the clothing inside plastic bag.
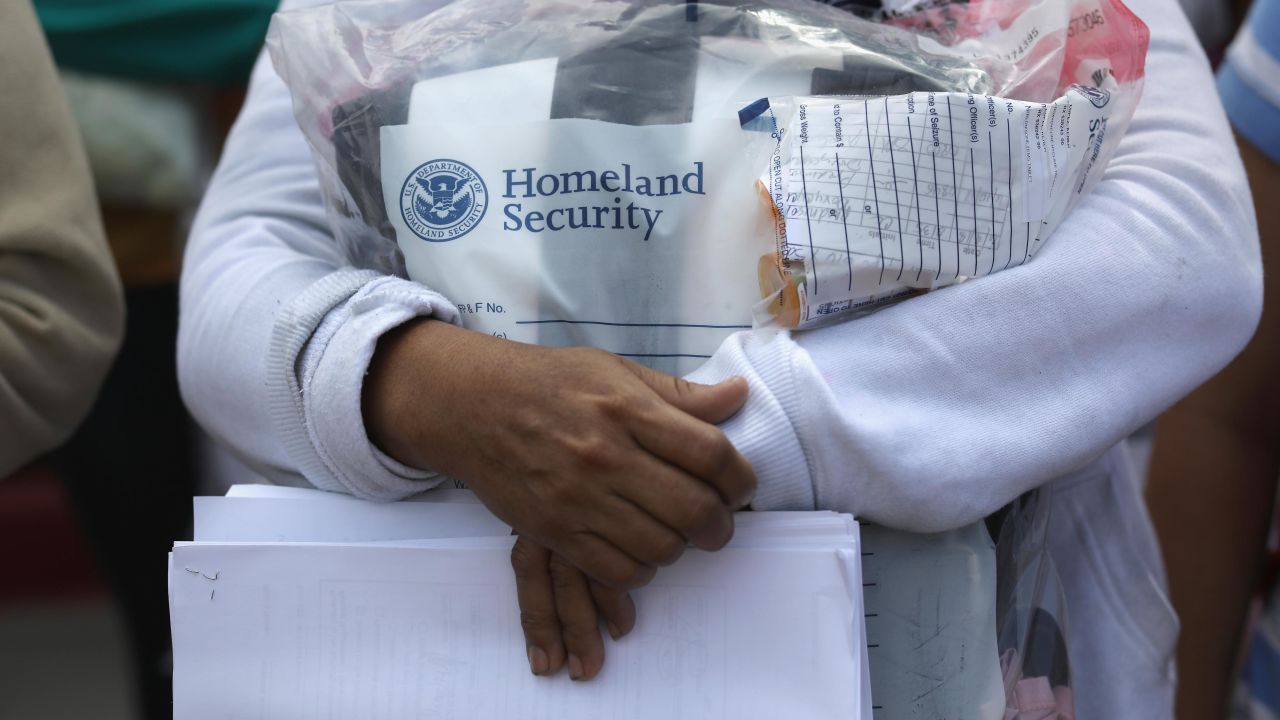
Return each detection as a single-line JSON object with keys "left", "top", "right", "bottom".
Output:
{"left": 989, "top": 490, "right": 1078, "bottom": 720}
{"left": 861, "top": 521, "right": 1005, "bottom": 719}
{"left": 859, "top": 494, "right": 1075, "bottom": 720}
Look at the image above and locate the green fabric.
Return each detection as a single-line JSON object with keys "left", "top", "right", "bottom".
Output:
{"left": 34, "top": 0, "right": 277, "bottom": 85}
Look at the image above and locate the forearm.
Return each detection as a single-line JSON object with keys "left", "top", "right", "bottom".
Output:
{"left": 363, "top": 318, "right": 469, "bottom": 471}
{"left": 1147, "top": 135, "right": 1280, "bottom": 720}
{"left": 692, "top": 0, "right": 1263, "bottom": 531}
{"left": 1147, "top": 408, "right": 1276, "bottom": 720}
{"left": 179, "top": 36, "right": 458, "bottom": 497}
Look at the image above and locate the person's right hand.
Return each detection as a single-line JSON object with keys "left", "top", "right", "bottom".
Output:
{"left": 364, "top": 319, "right": 756, "bottom": 589}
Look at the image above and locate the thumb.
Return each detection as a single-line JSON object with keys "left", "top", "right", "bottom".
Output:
{"left": 630, "top": 365, "right": 749, "bottom": 424}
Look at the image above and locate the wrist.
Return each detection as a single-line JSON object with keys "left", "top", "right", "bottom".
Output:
{"left": 362, "top": 318, "right": 473, "bottom": 470}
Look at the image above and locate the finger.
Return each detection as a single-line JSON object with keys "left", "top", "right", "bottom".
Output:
{"left": 558, "top": 531, "right": 657, "bottom": 591}
{"left": 610, "top": 455, "right": 737, "bottom": 551}
{"left": 510, "top": 537, "right": 566, "bottom": 676}
{"left": 631, "top": 410, "right": 757, "bottom": 510}
{"left": 549, "top": 554, "right": 605, "bottom": 681}
{"left": 589, "top": 580, "right": 637, "bottom": 640}
{"left": 589, "top": 492, "right": 688, "bottom": 567}
{"left": 626, "top": 363, "right": 749, "bottom": 425}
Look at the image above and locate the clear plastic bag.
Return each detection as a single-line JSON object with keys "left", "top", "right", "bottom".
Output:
{"left": 266, "top": 0, "right": 993, "bottom": 270}
{"left": 859, "top": 495, "right": 1074, "bottom": 720}
{"left": 266, "top": 0, "right": 1007, "bottom": 374}
{"left": 266, "top": 0, "right": 1146, "bottom": 364}
{"left": 860, "top": 521, "right": 1006, "bottom": 719}
{"left": 989, "top": 489, "right": 1076, "bottom": 719}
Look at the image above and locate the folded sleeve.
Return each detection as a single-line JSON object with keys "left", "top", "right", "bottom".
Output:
{"left": 690, "top": 0, "right": 1263, "bottom": 531}
{"left": 178, "top": 0, "right": 459, "bottom": 498}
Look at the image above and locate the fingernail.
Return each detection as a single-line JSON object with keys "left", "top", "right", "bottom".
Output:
{"left": 607, "top": 622, "right": 622, "bottom": 640}
{"left": 527, "top": 646, "right": 549, "bottom": 675}
{"left": 568, "top": 654, "right": 584, "bottom": 680}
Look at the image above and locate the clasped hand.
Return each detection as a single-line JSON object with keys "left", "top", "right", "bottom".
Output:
{"left": 365, "top": 320, "right": 757, "bottom": 679}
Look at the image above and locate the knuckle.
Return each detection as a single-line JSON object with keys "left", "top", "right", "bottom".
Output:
{"left": 509, "top": 405, "right": 552, "bottom": 444}
{"left": 719, "top": 462, "right": 755, "bottom": 507}
{"left": 509, "top": 539, "right": 543, "bottom": 577}
{"left": 695, "top": 428, "right": 735, "bottom": 473}
{"left": 561, "top": 616, "right": 598, "bottom": 639}
{"left": 548, "top": 554, "right": 582, "bottom": 591}
{"left": 629, "top": 563, "right": 657, "bottom": 588}
{"left": 650, "top": 534, "right": 686, "bottom": 566}
{"left": 706, "top": 512, "right": 734, "bottom": 551}
{"left": 737, "top": 465, "right": 759, "bottom": 503}
{"left": 598, "top": 559, "right": 641, "bottom": 589}
{"left": 589, "top": 582, "right": 624, "bottom": 610}
{"left": 594, "top": 391, "right": 639, "bottom": 423}
{"left": 569, "top": 434, "right": 617, "bottom": 470}
{"left": 519, "top": 609, "right": 558, "bottom": 636}
{"left": 534, "top": 475, "right": 571, "bottom": 508}
{"left": 710, "top": 430, "right": 738, "bottom": 470}
{"left": 675, "top": 489, "right": 722, "bottom": 531}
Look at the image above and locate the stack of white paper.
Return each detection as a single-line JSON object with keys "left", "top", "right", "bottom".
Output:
{"left": 169, "top": 485, "right": 873, "bottom": 719}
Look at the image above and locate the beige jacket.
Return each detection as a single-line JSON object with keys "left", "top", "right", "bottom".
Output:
{"left": 0, "top": 0, "right": 124, "bottom": 476}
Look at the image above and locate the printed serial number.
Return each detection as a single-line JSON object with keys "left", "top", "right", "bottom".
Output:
{"left": 1068, "top": 9, "right": 1106, "bottom": 37}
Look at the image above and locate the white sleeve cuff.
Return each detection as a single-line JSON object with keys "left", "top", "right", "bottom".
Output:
{"left": 269, "top": 269, "right": 461, "bottom": 500}
{"left": 685, "top": 328, "right": 818, "bottom": 511}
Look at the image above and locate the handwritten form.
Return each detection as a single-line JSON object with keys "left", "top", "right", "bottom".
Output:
{"left": 755, "top": 88, "right": 1111, "bottom": 326}
{"left": 171, "top": 490, "right": 871, "bottom": 719}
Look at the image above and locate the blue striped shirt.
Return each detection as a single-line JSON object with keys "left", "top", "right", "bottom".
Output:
{"left": 1219, "top": 0, "right": 1280, "bottom": 163}
{"left": 1224, "top": 6, "right": 1280, "bottom": 714}
{"left": 1235, "top": 592, "right": 1280, "bottom": 719}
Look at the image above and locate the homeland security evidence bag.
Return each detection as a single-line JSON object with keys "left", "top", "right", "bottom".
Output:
{"left": 264, "top": 0, "right": 1146, "bottom": 715}
{"left": 266, "top": 0, "right": 1147, "bottom": 375}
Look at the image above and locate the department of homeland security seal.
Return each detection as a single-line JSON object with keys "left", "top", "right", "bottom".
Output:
{"left": 1071, "top": 84, "right": 1111, "bottom": 109}
{"left": 400, "top": 159, "right": 488, "bottom": 242}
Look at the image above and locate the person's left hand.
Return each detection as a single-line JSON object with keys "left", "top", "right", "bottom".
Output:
{"left": 511, "top": 534, "right": 639, "bottom": 681}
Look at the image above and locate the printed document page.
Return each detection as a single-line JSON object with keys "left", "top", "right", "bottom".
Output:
{"left": 224, "top": 484, "right": 481, "bottom": 504}
{"left": 171, "top": 543, "right": 864, "bottom": 720}
{"left": 193, "top": 496, "right": 509, "bottom": 543}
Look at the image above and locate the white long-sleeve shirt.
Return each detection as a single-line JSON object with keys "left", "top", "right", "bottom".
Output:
{"left": 179, "top": 1, "right": 1259, "bottom": 715}
{"left": 180, "top": 0, "right": 1260, "bottom": 525}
